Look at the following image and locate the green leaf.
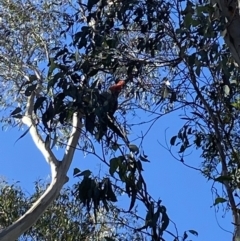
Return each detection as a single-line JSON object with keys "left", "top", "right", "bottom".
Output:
{"left": 232, "top": 102, "right": 240, "bottom": 110}
{"left": 188, "top": 230, "right": 198, "bottom": 236}
{"left": 136, "top": 160, "right": 143, "bottom": 171}
{"left": 170, "top": 136, "right": 177, "bottom": 145}
{"left": 78, "top": 170, "right": 92, "bottom": 177}
{"left": 78, "top": 37, "right": 88, "bottom": 49}
{"left": 214, "top": 197, "right": 227, "bottom": 206}
{"left": 81, "top": 60, "right": 90, "bottom": 74}
{"left": 105, "top": 180, "right": 117, "bottom": 202}
{"left": 104, "top": 237, "right": 115, "bottom": 241}
{"left": 106, "top": 38, "right": 117, "bottom": 48}
{"left": 28, "top": 74, "right": 38, "bottom": 82}
{"left": 47, "top": 72, "right": 65, "bottom": 92}
{"left": 10, "top": 107, "right": 22, "bottom": 116}
{"left": 109, "top": 157, "right": 120, "bottom": 176}
{"left": 34, "top": 97, "right": 46, "bottom": 114}
{"left": 178, "top": 144, "right": 186, "bottom": 153}
{"left": 188, "top": 53, "right": 196, "bottom": 67}
{"left": 14, "top": 126, "right": 31, "bottom": 144}
{"left": 73, "top": 31, "right": 82, "bottom": 46}
{"left": 195, "top": 65, "right": 201, "bottom": 77}
{"left": 160, "top": 207, "right": 169, "bottom": 233}
{"left": 47, "top": 58, "right": 58, "bottom": 77}
{"left": 111, "top": 142, "right": 120, "bottom": 151}
{"left": 73, "top": 168, "right": 81, "bottom": 177}
{"left": 25, "top": 84, "right": 37, "bottom": 97}
{"left": 139, "top": 155, "right": 150, "bottom": 162}
{"left": 152, "top": 207, "right": 161, "bottom": 225}
{"left": 118, "top": 159, "right": 127, "bottom": 181}
{"left": 85, "top": 113, "right": 96, "bottom": 134}
{"left": 194, "top": 134, "right": 202, "bottom": 147}
{"left": 88, "top": 68, "right": 99, "bottom": 77}
{"left": 145, "top": 209, "right": 153, "bottom": 227}
{"left": 184, "top": 13, "right": 193, "bottom": 28}
{"left": 54, "top": 48, "right": 69, "bottom": 60}
{"left": 182, "top": 1, "right": 194, "bottom": 15}
{"left": 183, "top": 231, "right": 188, "bottom": 241}
{"left": 170, "top": 91, "right": 177, "bottom": 102}
{"left": 215, "top": 175, "right": 232, "bottom": 184}
{"left": 129, "top": 144, "right": 139, "bottom": 153}
{"left": 129, "top": 191, "right": 136, "bottom": 211}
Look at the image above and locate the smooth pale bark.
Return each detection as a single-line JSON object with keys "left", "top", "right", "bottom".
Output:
{"left": 211, "top": 0, "right": 240, "bottom": 67}
{"left": 0, "top": 92, "right": 81, "bottom": 241}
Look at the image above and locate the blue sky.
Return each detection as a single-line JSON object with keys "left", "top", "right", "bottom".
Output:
{"left": 0, "top": 107, "right": 233, "bottom": 241}
{"left": 0, "top": 1, "right": 234, "bottom": 239}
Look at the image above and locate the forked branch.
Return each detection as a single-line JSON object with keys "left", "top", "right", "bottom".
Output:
{"left": 0, "top": 91, "right": 81, "bottom": 241}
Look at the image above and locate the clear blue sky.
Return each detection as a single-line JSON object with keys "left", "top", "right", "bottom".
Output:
{"left": 0, "top": 107, "right": 233, "bottom": 241}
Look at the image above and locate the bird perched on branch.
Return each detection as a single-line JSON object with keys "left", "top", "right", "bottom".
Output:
{"left": 84, "top": 79, "right": 127, "bottom": 142}
{"left": 109, "top": 80, "right": 125, "bottom": 93}
{"left": 99, "top": 79, "right": 126, "bottom": 140}
{"left": 101, "top": 80, "right": 125, "bottom": 117}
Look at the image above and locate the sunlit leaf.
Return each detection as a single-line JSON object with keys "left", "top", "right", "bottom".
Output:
{"left": 223, "top": 85, "right": 230, "bottom": 97}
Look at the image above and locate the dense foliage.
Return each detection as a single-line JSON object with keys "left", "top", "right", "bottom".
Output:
{"left": 0, "top": 179, "right": 146, "bottom": 241}
{"left": 1, "top": 0, "right": 240, "bottom": 240}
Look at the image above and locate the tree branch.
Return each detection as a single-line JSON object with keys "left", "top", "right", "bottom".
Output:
{"left": 61, "top": 113, "right": 83, "bottom": 172}
{"left": 211, "top": 0, "right": 240, "bottom": 67}
{"left": 187, "top": 66, "right": 239, "bottom": 241}
{"left": 22, "top": 89, "right": 59, "bottom": 167}
{"left": 0, "top": 92, "right": 81, "bottom": 241}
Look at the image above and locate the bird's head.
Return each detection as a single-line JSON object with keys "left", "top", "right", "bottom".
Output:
{"left": 109, "top": 80, "right": 125, "bottom": 94}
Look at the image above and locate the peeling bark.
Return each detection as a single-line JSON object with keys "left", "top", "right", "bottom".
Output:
{"left": 0, "top": 92, "right": 81, "bottom": 241}
{"left": 211, "top": 0, "right": 240, "bottom": 67}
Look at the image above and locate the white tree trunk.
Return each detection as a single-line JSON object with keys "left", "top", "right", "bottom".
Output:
{"left": 0, "top": 92, "right": 81, "bottom": 240}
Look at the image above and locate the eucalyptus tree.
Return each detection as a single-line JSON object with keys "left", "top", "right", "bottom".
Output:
{"left": 0, "top": 0, "right": 174, "bottom": 240}
{"left": 1, "top": 0, "right": 240, "bottom": 240}
{"left": 44, "top": 0, "right": 240, "bottom": 240}
{"left": 0, "top": 179, "right": 145, "bottom": 241}
{"left": 0, "top": 0, "right": 82, "bottom": 240}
